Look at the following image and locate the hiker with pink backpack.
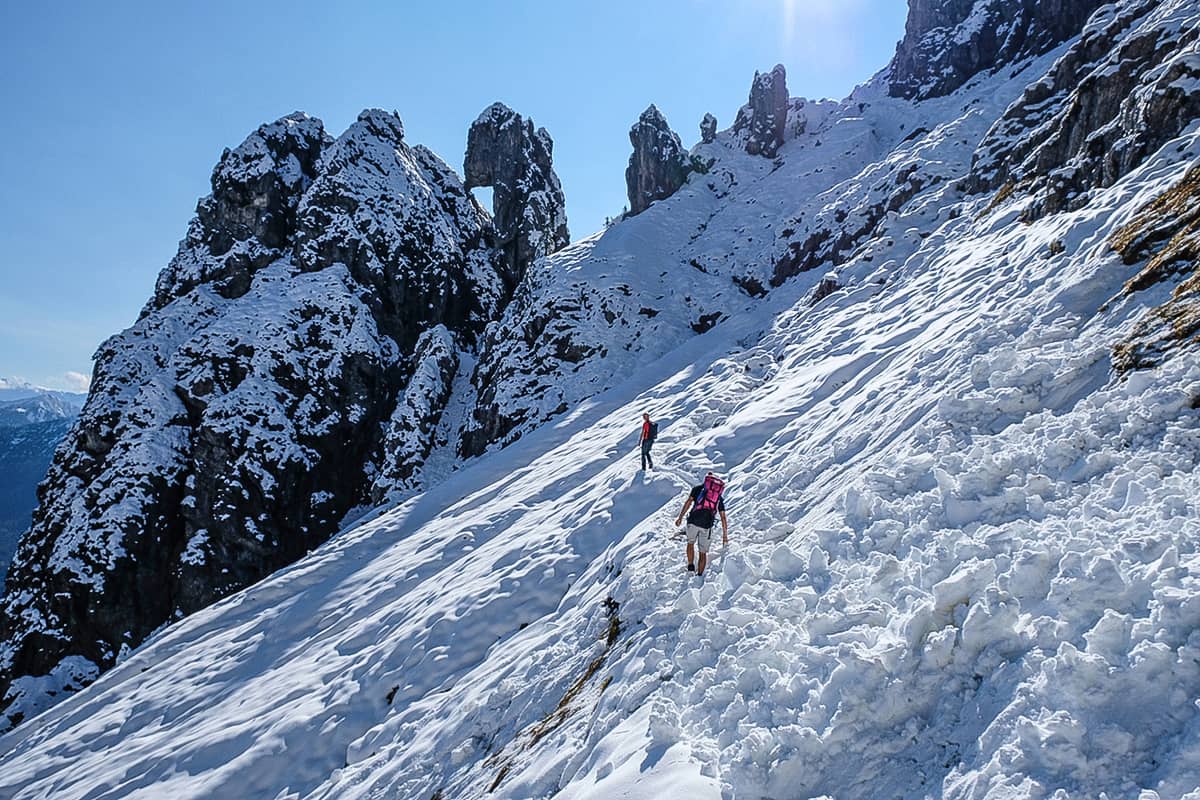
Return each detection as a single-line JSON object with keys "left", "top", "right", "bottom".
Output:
{"left": 674, "top": 472, "right": 729, "bottom": 576}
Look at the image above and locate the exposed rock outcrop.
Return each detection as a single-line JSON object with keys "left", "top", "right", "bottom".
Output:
{"left": 1112, "top": 163, "right": 1200, "bottom": 373}
{"left": 888, "top": 0, "right": 1110, "bottom": 101}
{"left": 458, "top": 265, "right": 608, "bottom": 458}
{"left": 464, "top": 103, "right": 569, "bottom": 287}
{"left": 370, "top": 325, "right": 460, "bottom": 503}
{"left": 700, "top": 113, "right": 717, "bottom": 144}
{"left": 147, "top": 113, "right": 329, "bottom": 310}
{"left": 625, "top": 105, "right": 690, "bottom": 216}
{"left": 0, "top": 109, "right": 506, "bottom": 730}
{"left": 733, "top": 65, "right": 788, "bottom": 158}
{"left": 295, "top": 109, "right": 503, "bottom": 350}
{"left": 967, "top": 0, "right": 1200, "bottom": 219}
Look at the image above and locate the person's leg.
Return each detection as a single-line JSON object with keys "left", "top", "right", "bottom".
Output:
{"left": 647, "top": 443, "right": 653, "bottom": 470}
{"left": 685, "top": 524, "right": 700, "bottom": 570}
{"left": 640, "top": 442, "right": 648, "bottom": 470}
{"left": 696, "top": 527, "right": 712, "bottom": 575}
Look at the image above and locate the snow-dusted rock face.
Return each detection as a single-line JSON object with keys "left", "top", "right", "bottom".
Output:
{"left": 700, "top": 112, "right": 718, "bottom": 144}
{"left": 967, "top": 0, "right": 1200, "bottom": 218}
{"left": 625, "top": 105, "right": 691, "bottom": 215}
{"left": 295, "top": 109, "right": 503, "bottom": 349}
{"left": 370, "top": 325, "right": 459, "bottom": 503}
{"left": 773, "top": 0, "right": 1187, "bottom": 287}
{"left": 147, "top": 113, "right": 329, "bottom": 311}
{"left": 889, "top": 0, "right": 1110, "bottom": 100}
{"left": 732, "top": 64, "right": 788, "bottom": 158}
{"left": 0, "top": 110, "right": 509, "bottom": 730}
{"left": 464, "top": 103, "right": 570, "bottom": 288}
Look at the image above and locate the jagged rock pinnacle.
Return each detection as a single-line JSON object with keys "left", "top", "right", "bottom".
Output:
{"left": 625, "top": 105, "right": 690, "bottom": 216}
{"left": 733, "top": 64, "right": 788, "bottom": 158}
{"left": 464, "top": 103, "right": 569, "bottom": 287}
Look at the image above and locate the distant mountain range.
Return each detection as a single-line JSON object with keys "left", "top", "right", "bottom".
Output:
{"left": 0, "top": 382, "right": 85, "bottom": 579}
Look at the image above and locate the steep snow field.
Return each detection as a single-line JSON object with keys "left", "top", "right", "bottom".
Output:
{"left": 5, "top": 42, "right": 1200, "bottom": 800}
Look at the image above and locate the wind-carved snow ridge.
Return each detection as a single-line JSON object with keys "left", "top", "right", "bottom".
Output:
{"left": 4, "top": 0, "right": 1200, "bottom": 797}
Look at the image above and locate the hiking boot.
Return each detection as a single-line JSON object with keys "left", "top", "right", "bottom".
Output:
{"left": 686, "top": 563, "right": 695, "bottom": 572}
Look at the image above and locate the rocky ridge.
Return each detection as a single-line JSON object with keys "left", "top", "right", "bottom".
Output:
{"left": 0, "top": 392, "right": 84, "bottom": 581}
{"left": 966, "top": 0, "right": 1200, "bottom": 217}
{"left": 0, "top": 107, "right": 563, "bottom": 729}
{"left": 888, "top": 0, "right": 1111, "bottom": 100}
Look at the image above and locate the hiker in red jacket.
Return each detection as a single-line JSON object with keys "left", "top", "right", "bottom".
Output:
{"left": 674, "top": 472, "right": 728, "bottom": 576}
{"left": 639, "top": 412, "right": 658, "bottom": 471}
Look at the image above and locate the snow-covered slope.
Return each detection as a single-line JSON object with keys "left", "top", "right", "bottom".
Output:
{"left": 4, "top": 1, "right": 1200, "bottom": 797}
{"left": 4, "top": 103, "right": 1199, "bottom": 795}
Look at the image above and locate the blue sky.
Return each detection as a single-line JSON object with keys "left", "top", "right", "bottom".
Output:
{"left": 0, "top": 1, "right": 908, "bottom": 391}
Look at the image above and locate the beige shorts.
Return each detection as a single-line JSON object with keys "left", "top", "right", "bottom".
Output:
{"left": 685, "top": 523, "right": 713, "bottom": 553}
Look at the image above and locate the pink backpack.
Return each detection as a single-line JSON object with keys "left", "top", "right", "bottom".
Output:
{"left": 696, "top": 475, "right": 725, "bottom": 513}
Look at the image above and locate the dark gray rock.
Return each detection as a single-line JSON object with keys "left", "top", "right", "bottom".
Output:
{"left": 0, "top": 109, "right": 508, "bottom": 731}
{"left": 464, "top": 103, "right": 569, "bottom": 288}
{"left": 967, "top": 1, "right": 1200, "bottom": 219}
{"left": 148, "top": 113, "right": 330, "bottom": 311}
{"left": 810, "top": 275, "right": 842, "bottom": 305}
{"left": 700, "top": 113, "right": 717, "bottom": 145}
{"left": 625, "top": 105, "right": 690, "bottom": 216}
{"left": 888, "top": 0, "right": 1109, "bottom": 101}
{"left": 733, "top": 65, "right": 788, "bottom": 158}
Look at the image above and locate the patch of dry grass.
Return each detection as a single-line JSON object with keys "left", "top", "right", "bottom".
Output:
{"left": 485, "top": 599, "right": 622, "bottom": 793}
{"left": 1113, "top": 164, "right": 1200, "bottom": 295}
{"left": 969, "top": 178, "right": 1017, "bottom": 220}
{"left": 1111, "top": 163, "right": 1200, "bottom": 374}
